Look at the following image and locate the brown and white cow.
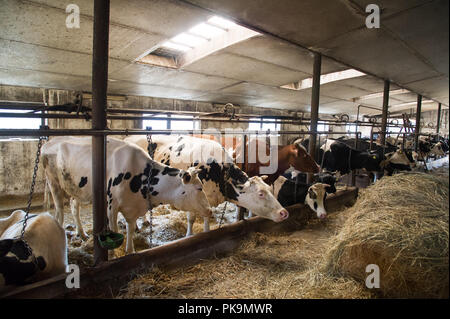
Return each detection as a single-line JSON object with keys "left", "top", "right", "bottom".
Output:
{"left": 0, "top": 210, "right": 67, "bottom": 289}
{"left": 125, "top": 135, "right": 289, "bottom": 233}
{"left": 42, "top": 137, "right": 212, "bottom": 253}
{"left": 195, "top": 135, "right": 320, "bottom": 185}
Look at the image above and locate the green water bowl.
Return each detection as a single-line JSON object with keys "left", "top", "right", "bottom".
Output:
{"left": 98, "top": 232, "right": 124, "bottom": 250}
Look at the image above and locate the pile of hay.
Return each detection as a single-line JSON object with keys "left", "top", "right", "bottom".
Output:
{"left": 117, "top": 210, "right": 375, "bottom": 299}
{"left": 324, "top": 172, "right": 449, "bottom": 298}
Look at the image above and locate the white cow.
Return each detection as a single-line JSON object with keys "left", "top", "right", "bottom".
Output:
{"left": 0, "top": 210, "right": 67, "bottom": 289}
{"left": 41, "top": 137, "right": 212, "bottom": 254}
{"left": 125, "top": 135, "right": 289, "bottom": 235}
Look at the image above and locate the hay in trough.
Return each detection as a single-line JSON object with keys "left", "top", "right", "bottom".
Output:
{"left": 117, "top": 210, "right": 375, "bottom": 299}
{"left": 324, "top": 172, "right": 449, "bottom": 298}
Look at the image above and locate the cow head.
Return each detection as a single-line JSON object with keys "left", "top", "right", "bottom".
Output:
{"left": 173, "top": 167, "right": 212, "bottom": 218}
{"left": 305, "top": 183, "right": 329, "bottom": 219}
{"left": 233, "top": 175, "right": 289, "bottom": 222}
{"left": 363, "top": 151, "right": 384, "bottom": 172}
{"left": 381, "top": 149, "right": 416, "bottom": 170}
{"left": 0, "top": 238, "right": 46, "bottom": 287}
{"left": 430, "top": 142, "right": 446, "bottom": 156}
{"left": 288, "top": 142, "right": 320, "bottom": 173}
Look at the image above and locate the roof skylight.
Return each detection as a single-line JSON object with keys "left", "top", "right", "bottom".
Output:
{"left": 160, "top": 16, "right": 239, "bottom": 53}
{"left": 138, "top": 16, "right": 260, "bottom": 68}
{"left": 281, "top": 69, "right": 366, "bottom": 91}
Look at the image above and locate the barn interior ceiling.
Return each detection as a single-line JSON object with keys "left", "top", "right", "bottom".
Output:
{"left": 0, "top": 0, "right": 448, "bottom": 117}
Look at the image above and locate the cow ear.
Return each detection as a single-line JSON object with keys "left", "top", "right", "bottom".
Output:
{"left": 290, "top": 145, "right": 298, "bottom": 156}
{"left": 308, "top": 188, "right": 317, "bottom": 199}
{"left": 0, "top": 239, "right": 14, "bottom": 257}
{"left": 261, "top": 175, "right": 268, "bottom": 181}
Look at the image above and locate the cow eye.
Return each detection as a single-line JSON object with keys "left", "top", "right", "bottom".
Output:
{"left": 258, "top": 191, "right": 265, "bottom": 198}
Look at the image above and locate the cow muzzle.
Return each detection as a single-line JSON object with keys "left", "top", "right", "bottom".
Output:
{"left": 275, "top": 208, "right": 289, "bottom": 222}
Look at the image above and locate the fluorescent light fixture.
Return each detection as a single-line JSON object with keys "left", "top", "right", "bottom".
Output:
{"left": 390, "top": 99, "right": 434, "bottom": 108}
{"left": 355, "top": 89, "right": 411, "bottom": 101}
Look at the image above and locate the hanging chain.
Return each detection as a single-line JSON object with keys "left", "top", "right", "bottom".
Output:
{"left": 146, "top": 128, "right": 155, "bottom": 158}
{"left": 219, "top": 201, "right": 228, "bottom": 228}
{"left": 20, "top": 136, "right": 46, "bottom": 239}
{"left": 145, "top": 129, "right": 154, "bottom": 247}
{"left": 146, "top": 174, "right": 153, "bottom": 247}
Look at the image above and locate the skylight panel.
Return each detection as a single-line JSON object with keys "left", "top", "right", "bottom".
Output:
{"left": 189, "top": 23, "right": 226, "bottom": 39}
{"left": 171, "top": 33, "right": 207, "bottom": 47}
{"left": 139, "top": 16, "right": 260, "bottom": 68}
{"left": 161, "top": 41, "right": 191, "bottom": 52}
{"left": 208, "top": 16, "right": 236, "bottom": 29}
{"left": 281, "top": 69, "right": 366, "bottom": 91}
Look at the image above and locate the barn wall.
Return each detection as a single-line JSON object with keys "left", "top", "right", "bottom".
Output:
{"left": 0, "top": 139, "right": 45, "bottom": 197}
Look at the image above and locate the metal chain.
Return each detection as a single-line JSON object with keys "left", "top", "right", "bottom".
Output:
{"left": 20, "top": 136, "right": 46, "bottom": 239}
{"left": 145, "top": 130, "right": 154, "bottom": 246}
{"left": 146, "top": 131, "right": 154, "bottom": 158}
{"left": 219, "top": 201, "right": 228, "bottom": 228}
{"left": 146, "top": 162, "right": 154, "bottom": 247}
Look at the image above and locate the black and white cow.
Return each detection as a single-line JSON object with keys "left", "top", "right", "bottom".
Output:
{"left": 283, "top": 170, "right": 337, "bottom": 194}
{"left": 418, "top": 136, "right": 446, "bottom": 157}
{"left": 318, "top": 139, "right": 384, "bottom": 175}
{"left": 125, "top": 135, "right": 289, "bottom": 232}
{"left": 272, "top": 176, "right": 330, "bottom": 219}
{"left": 0, "top": 210, "right": 67, "bottom": 289}
{"left": 42, "top": 137, "right": 212, "bottom": 253}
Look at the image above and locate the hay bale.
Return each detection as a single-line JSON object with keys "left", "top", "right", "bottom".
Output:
{"left": 324, "top": 172, "right": 449, "bottom": 298}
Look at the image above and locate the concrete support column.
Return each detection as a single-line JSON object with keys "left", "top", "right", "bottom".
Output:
{"left": 414, "top": 95, "right": 422, "bottom": 152}
{"left": 307, "top": 53, "right": 321, "bottom": 184}
{"left": 380, "top": 80, "right": 390, "bottom": 145}
{"left": 437, "top": 103, "right": 442, "bottom": 134}
{"left": 92, "top": 0, "right": 110, "bottom": 265}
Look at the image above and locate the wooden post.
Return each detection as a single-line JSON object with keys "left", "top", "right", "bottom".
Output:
{"left": 307, "top": 52, "right": 321, "bottom": 184}
{"left": 414, "top": 95, "right": 422, "bottom": 152}
{"left": 92, "top": 0, "right": 110, "bottom": 265}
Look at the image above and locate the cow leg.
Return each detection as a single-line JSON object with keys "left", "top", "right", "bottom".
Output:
{"left": 203, "top": 217, "right": 210, "bottom": 232}
{"left": 186, "top": 212, "right": 195, "bottom": 237}
{"left": 47, "top": 179, "right": 65, "bottom": 226}
{"left": 70, "top": 198, "right": 88, "bottom": 240}
{"left": 43, "top": 179, "right": 50, "bottom": 211}
{"left": 125, "top": 217, "right": 136, "bottom": 254}
{"left": 108, "top": 205, "right": 119, "bottom": 233}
